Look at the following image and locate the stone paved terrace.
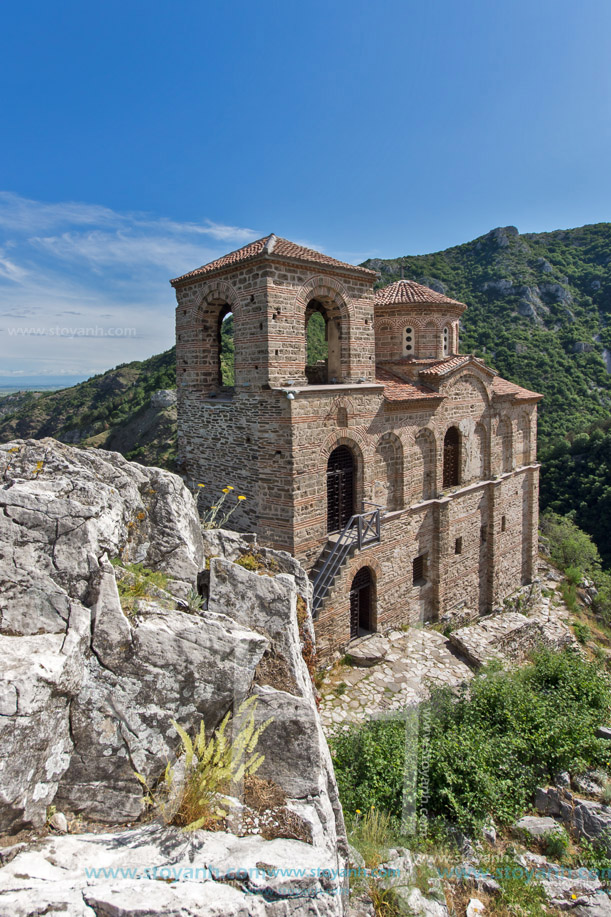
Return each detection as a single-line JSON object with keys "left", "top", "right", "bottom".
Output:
{"left": 318, "top": 561, "right": 575, "bottom": 735}
{"left": 319, "top": 627, "right": 473, "bottom": 733}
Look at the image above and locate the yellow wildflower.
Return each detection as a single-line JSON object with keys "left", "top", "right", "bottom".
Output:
{"left": 222, "top": 488, "right": 230, "bottom": 493}
{"left": 226, "top": 486, "right": 234, "bottom": 490}
{"left": 238, "top": 495, "right": 246, "bottom": 501}
{"left": 197, "top": 483, "right": 205, "bottom": 488}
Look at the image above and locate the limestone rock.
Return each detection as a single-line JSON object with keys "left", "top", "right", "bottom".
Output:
{"left": 0, "top": 439, "right": 203, "bottom": 605}
{"left": 522, "top": 851, "right": 608, "bottom": 910}
{"left": 403, "top": 887, "right": 448, "bottom": 917}
{"left": 466, "top": 899, "right": 485, "bottom": 917}
{"left": 513, "top": 815, "right": 560, "bottom": 839}
{"left": 482, "top": 823, "right": 496, "bottom": 845}
{"left": 0, "top": 439, "right": 348, "bottom": 912}
{"left": 0, "top": 603, "right": 90, "bottom": 832}
{"left": 347, "top": 894, "right": 376, "bottom": 917}
{"left": 48, "top": 812, "right": 68, "bottom": 834}
{"left": 535, "top": 786, "right": 611, "bottom": 853}
{"left": 150, "top": 388, "right": 177, "bottom": 408}
{"left": 449, "top": 611, "right": 572, "bottom": 669}
{"left": 345, "top": 634, "right": 389, "bottom": 668}
{"left": 348, "top": 843, "right": 365, "bottom": 868}
{"left": 0, "top": 822, "right": 346, "bottom": 916}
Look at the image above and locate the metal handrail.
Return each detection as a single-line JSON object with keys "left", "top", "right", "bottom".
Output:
{"left": 312, "top": 507, "right": 382, "bottom": 617}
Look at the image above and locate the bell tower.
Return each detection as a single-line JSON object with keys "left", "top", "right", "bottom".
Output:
{"left": 171, "top": 234, "right": 378, "bottom": 552}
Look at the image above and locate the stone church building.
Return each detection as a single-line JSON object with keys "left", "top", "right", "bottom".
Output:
{"left": 171, "top": 235, "right": 542, "bottom": 661}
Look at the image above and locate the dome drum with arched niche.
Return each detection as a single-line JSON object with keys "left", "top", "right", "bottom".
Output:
{"left": 373, "top": 279, "right": 466, "bottom": 363}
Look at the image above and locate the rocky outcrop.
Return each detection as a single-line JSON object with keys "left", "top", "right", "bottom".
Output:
{"left": 535, "top": 786, "right": 611, "bottom": 853}
{"left": 0, "top": 439, "right": 347, "bottom": 916}
{"left": 448, "top": 608, "right": 574, "bottom": 669}
{"left": 0, "top": 823, "right": 347, "bottom": 916}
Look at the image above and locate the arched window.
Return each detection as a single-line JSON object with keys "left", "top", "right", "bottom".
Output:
{"left": 219, "top": 309, "right": 234, "bottom": 386}
{"left": 349, "top": 567, "right": 375, "bottom": 639}
{"left": 327, "top": 446, "right": 355, "bottom": 532}
{"left": 403, "top": 326, "right": 415, "bottom": 356}
{"left": 305, "top": 304, "right": 329, "bottom": 384}
{"left": 187, "top": 298, "right": 236, "bottom": 393}
{"left": 304, "top": 296, "right": 343, "bottom": 384}
{"left": 442, "top": 326, "right": 450, "bottom": 357}
{"left": 443, "top": 426, "right": 461, "bottom": 488}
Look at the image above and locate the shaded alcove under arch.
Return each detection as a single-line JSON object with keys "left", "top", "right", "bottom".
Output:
{"left": 443, "top": 426, "right": 461, "bottom": 488}
{"left": 349, "top": 566, "right": 375, "bottom": 639}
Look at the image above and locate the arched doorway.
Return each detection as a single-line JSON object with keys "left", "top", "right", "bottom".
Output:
{"left": 327, "top": 446, "right": 354, "bottom": 532}
{"left": 350, "top": 567, "right": 374, "bottom": 639}
{"left": 443, "top": 426, "right": 460, "bottom": 488}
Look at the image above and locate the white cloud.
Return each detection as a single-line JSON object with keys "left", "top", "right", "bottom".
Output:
{"left": 0, "top": 192, "right": 261, "bottom": 379}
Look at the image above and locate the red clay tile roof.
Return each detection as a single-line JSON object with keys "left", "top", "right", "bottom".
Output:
{"left": 375, "top": 366, "right": 443, "bottom": 403}
{"left": 491, "top": 376, "right": 543, "bottom": 402}
{"left": 374, "top": 279, "right": 466, "bottom": 309}
{"left": 418, "top": 355, "right": 495, "bottom": 379}
{"left": 171, "top": 234, "right": 378, "bottom": 284}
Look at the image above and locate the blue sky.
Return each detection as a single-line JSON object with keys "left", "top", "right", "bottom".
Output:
{"left": 1, "top": 0, "right": 610, "bottom": 382}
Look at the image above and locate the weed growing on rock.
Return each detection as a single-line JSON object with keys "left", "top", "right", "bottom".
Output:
{"left": 114, "top": 562, "right": 170, "bottom": 614}
{"left": 350, "top": 807, "right": 394, "bottom": 869}
{"left": 136, "top": 697, "right": 273, "bottom": 831}
{"left": 199, "top": 486, "right": 246, "bottom": 530}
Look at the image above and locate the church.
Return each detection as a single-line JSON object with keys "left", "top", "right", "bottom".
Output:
{"left": 171, "top": 235, "right": 542, "bottom": 661}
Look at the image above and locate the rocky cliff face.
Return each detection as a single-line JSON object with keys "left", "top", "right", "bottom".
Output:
{"left": 0, "top": 439, "right": 347, "bottom": 916}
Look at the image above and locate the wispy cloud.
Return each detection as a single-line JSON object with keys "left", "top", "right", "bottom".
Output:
{"left": 0, "top": 192, "right": 261, "bottom": 380}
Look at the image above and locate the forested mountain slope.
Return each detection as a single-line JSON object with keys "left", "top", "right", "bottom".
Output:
{"left": 0, "top": 348, "right": 177, "bottom": 468}
{"left": 363, "top": 223, "right": 611, "bottom": 447}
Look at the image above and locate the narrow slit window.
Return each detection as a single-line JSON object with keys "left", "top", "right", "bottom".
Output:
{"left": 455, "top": 537, "right": 463, "bottom": 555}
{"left": 501, "top": 516, "right": 507, "bottom": 532}
{"left": 443, "top": 326, "right": 450, "bottom": 356}
{"left": 413, "top": 553, "right": 427, "bottom": 585}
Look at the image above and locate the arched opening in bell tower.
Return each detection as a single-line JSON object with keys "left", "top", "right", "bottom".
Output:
{"left": 304, "top": 298, "right": 342, "bottom": 384}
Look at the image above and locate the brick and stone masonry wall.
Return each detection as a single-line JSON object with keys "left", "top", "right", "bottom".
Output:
{"left": 173, "top": 250, "right": 541, "bottom": 661}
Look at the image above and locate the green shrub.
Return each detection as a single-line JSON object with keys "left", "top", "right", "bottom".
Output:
{"left": 573, "top": 621, "right": 592, "bottom": 644}
{"left": 115, "top": 562, "right": 169, "bottom": 613}
{"left": 566, "top": 565, "right": 583, "bottom": 586}
{"left": 578, "top": 834, "right": 611, "bottom": 890}
{"left": 561, "top": 580, "right": 580, "bottom": 614}
{"left": 332, "top": 650, "right": 611, "bottom": 833}
{"left": 542, "top": 825, "right": 569, "bottom": 860}
{"left": 540, "top": 511, "right": 602, "bottom": 579}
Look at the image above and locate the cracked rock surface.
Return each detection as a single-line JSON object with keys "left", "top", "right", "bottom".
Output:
{"left": 0, "top": 440, "right": 347, "bottom": 916}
